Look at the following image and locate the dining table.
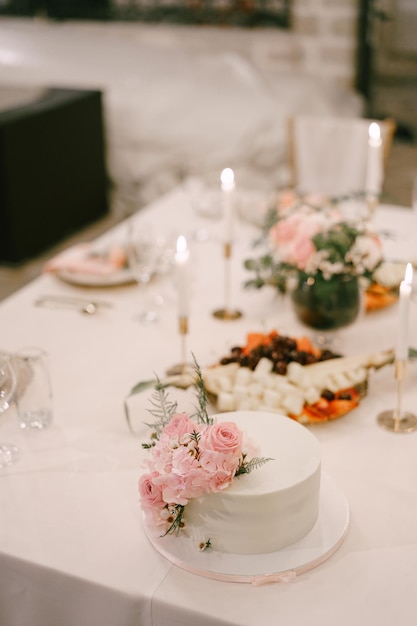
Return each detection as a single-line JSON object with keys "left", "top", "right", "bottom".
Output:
{"left": 0, "top": 183, "right": 417, "bottom": 626}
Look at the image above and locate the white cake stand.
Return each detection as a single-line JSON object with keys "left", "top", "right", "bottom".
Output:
{"left": 143, "top": 472, "right": 349, "bottom": 584}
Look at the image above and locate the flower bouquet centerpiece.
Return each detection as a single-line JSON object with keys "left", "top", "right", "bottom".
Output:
{"left": 244, "top": 190, "right": 384, "bottom": 331}
{"left": 138, "top": 361, "right": 271, "bottom": 546}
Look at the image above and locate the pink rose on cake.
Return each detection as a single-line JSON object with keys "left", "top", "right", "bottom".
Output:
{"left": 139, "top": 473, "right": 165, "bottom": 508}
{"left": 163, "top": 413, "right": 196, "bottom": 438}
{"left": 200, "top": 421, "right": 243, "bottom": 455}
{"left": 139, "top": 473, "right": 168, "bottom": 530}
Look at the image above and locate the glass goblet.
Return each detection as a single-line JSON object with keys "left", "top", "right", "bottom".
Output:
{"left": 183, "top": 175, "right": 222, "bottom": 243}
{"left": 126, "top": 221, "right": 163, "bottom": 324}
{"left": 0, "top": 352, "right": 19, "bottom": 468}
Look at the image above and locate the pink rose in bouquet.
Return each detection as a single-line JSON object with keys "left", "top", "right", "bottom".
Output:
{"left": 269, "top": 208, "right": 334, "bottom": 270}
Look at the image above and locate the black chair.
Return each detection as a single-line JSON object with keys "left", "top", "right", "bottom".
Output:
{"left": 0, "top": 87, "right": 109, "bottom": 263}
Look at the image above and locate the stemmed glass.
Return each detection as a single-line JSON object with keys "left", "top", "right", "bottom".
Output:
{"left": 183, "top": 175, "right": 222, "bottom": 243}
{"left": 126, "top": 220, "right": 174, "bottom": 324}
{"left": 0, "top": 352, "right": 19, "bottom": 468}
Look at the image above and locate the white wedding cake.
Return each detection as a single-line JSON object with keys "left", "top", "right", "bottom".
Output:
{"left": 184, "top": 411, "right": 321, "bottom": 554}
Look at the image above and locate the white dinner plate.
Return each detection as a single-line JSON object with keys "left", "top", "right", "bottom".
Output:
{"left": 143, "top": 472, "right": 349, "bottom": 584}
{"left": 56, "top": 267, "right": 136, "bottom": 287}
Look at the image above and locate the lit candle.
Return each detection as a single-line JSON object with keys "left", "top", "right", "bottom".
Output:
{"left": 366, "top": 122, "right": 383, "bottom": 198}
{"left": 220, "top": 168, "right": 235, "bottom": 242}
{"left": 396, "top": 262, "right": 413, "bottom": 361}
{"left": 175, "top": 235, "right": 189, "bottom": 318}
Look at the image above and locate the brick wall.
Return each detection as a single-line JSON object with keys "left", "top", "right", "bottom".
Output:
{"left": 292, "top": 0, "right": 359, "bottom": 88}
{"left": 113, "top": 0, "right": 360, "bottom": 89}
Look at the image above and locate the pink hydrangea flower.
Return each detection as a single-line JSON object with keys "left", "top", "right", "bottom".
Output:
{"left": 171, "top": 444, "right": 200, "bottom": 476}
{"left": 207, "top": 468, "right": 234, "bottom": 492}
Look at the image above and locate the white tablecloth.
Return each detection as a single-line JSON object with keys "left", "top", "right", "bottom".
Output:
{"left": 1, "top": 186, "right": 417, "bottom": 626}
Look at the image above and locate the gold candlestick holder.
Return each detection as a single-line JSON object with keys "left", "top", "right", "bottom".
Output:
{"left": 377, "top": 359, "right": 417, "bottom": 433}
{"left": 166, "top": 316, "right": 193, "bottom": 376}
{"left": 213, "top": 242, "right": 242, "bottom": 320}
{"left": 366, "top": 195, "right": 378, "bottom": 221}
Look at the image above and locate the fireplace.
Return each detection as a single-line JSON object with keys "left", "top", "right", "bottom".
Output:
{"left": 0, "top": 0, "right": 290, "bottom": 27}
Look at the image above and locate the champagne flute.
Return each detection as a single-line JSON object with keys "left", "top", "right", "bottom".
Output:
{"left": 0, "top": 352, "right": 19, "bottom": 468}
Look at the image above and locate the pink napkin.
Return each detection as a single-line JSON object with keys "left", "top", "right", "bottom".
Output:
{"left": 44, "top": 243, "right": 127, "bottom": 276}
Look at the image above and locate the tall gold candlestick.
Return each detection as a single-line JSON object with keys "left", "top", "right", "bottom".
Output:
{"left": 377, "top": 359, "right": 417, "bottom": 433}
{"left": 179, "top": 315, "right": 188, "bottom": 374}
{"left": 366, "top": 122, "right": 382, "bottom": 220}
{"left": 213, "top": 168, "right": 242, "bottom": 320}
{"left": 166, "top": 316, "right": 191, "bottom": 376}
{"left": 213, "top": 242, "right": 242, "bottom": 320}
{"left": 366, "top": 195, "right": 378, "bottom": 220}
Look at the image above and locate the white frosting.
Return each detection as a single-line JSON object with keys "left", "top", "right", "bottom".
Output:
{"left": 185, "top": 411, "right": 321, "bottom": 554}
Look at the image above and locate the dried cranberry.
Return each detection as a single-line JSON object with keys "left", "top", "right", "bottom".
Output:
{"left": 319, "top": 349, "right": 342, "bottom": 361}
{"left": 338, "top": 392, "right": 352, "bottom": 400}
{"left": 273, "top": 361, "right": 287, "bottom": 375}
{"left": 321, "top": 389, "right": 335, "bottom": 401}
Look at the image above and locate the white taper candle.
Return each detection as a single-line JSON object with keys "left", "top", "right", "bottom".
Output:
{"left": 220, "top": 168, "right": 235, "bottom": 243}
{"left": 175, "top": 235, "right": 189, "bottom": 318}
{"left": 395, "top": 262, "right": 413, "bottom": 361}
{"left": 366, "top": 122, "right": 383, "bottom": 198}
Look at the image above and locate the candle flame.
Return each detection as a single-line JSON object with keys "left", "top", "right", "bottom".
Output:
{"left": 220, "top": 168, "right": 235, "bottom": 187}
{"left": 176, "top": 235, "right": 187, "bottom": 254}
{"left": 405, "top": 262, "right": 413, "bottom": 286}
{"left": 369, "top": 122, "right": 381, "bottom": 141}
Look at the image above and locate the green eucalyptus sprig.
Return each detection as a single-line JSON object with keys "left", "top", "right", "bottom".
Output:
{"left": 141, "top": 379, "right": 178, "bottom": 449}
{"left": 191, "top": 352, "right": 213, "bottom": 426}
{"left": 235, "top": 454, "right": 274, "bottom": 476}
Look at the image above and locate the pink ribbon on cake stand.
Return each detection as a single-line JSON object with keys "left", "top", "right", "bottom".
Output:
{"left": 250, "top": 570, "right": 297, "bottom": 586}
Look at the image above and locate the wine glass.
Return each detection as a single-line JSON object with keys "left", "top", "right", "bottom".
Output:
{"left": 126, "top": 220, "right": 170, "bottom": 324}
{"left": 183, "top": 174, "right": 222, "bottom": 243}
{"left": 0, "top": 352, "right": 19, "bottom": 468}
